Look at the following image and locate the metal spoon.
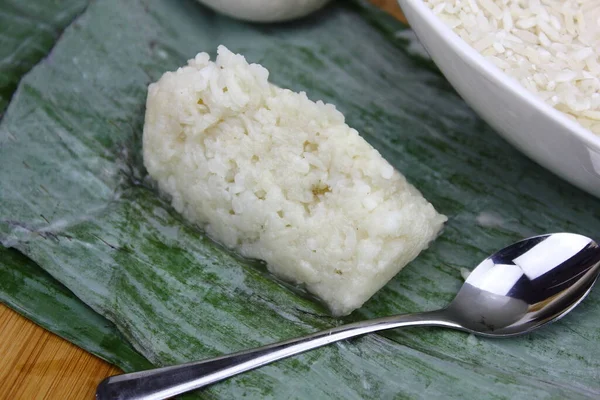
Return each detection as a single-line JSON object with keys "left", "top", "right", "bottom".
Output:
{"left": 96, "top": 233, "right": 600, "bottom": 400}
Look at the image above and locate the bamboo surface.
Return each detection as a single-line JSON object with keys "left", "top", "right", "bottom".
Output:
{"left": 0, "top": 1, "right": 405, "bottom": 399}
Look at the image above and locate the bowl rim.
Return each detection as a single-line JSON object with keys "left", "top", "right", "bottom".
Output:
{"left": 399, "top": 0, "right": 600, "bottom": 151}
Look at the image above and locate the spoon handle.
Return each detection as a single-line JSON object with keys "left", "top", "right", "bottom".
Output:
{"left": 96, "top": 310, "right": 459, "bottom": 400}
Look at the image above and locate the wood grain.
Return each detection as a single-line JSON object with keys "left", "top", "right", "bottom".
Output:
{"left": 0, "top": 303, "right": 121, "bottom": 399}
{"left": 0, "top": 1, "right": 405, "bottom": 399}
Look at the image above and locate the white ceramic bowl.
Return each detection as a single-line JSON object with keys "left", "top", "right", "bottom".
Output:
{"left": 398, "top": 0, "right": 600, "bottom": 198}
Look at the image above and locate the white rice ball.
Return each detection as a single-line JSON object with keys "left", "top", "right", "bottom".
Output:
{"left": 196, "top": 0, "right": 331, "bottom": 23}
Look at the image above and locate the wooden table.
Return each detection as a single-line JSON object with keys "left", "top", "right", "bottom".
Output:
{"left": 0, "top": 1, "right": 405, "bottom": 398}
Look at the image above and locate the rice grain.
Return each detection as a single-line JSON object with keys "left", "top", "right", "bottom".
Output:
{"left": 425, "top": 0, "right": 600, "bottom": 135}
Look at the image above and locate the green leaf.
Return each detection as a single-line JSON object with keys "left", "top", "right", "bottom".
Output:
{"left": 0, "top": 0, "right": 89, "bottom": 113}
{"left": 1, "top": 0, "right": 600, "bottom": 398}
{"left": 0, "top": 247, "right": 152, "bottom": 372}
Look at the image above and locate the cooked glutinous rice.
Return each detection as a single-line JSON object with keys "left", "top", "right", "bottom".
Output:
{"left": 424, "top": 0, "right": 600, "bottom": 135}
{"left": 143, "top": 46, "right": 447, "bottom": 316}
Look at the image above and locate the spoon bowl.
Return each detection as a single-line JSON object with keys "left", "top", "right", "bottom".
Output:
{"left": 97, "top": 233, "right": 600, "bottom": 400}
{"left": 446, "top": 233, "right": 600, "bottom": 337}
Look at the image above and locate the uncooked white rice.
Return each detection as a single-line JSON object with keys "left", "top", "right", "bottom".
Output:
{"left": 424, "top": 0, "right": 600, "bottom": 135}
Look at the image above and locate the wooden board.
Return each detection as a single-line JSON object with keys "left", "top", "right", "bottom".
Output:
{"left": 0, "top": 303, "right": 121, "bottom": 399}
{"left": 0, "top": 1, "right": 405, "bottom": 398}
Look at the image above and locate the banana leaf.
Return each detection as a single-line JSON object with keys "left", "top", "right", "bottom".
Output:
{"left": 0, "top": 247, "right": 152, "bottom": 372}
{"left": 0, "top": 0, "right": 89, "bottom": 113}
{"left": 1, "top": 0, "right": 600, "bottom": 398}
{"left": 0, "top": 0, "right": 154, "bottom": 381}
